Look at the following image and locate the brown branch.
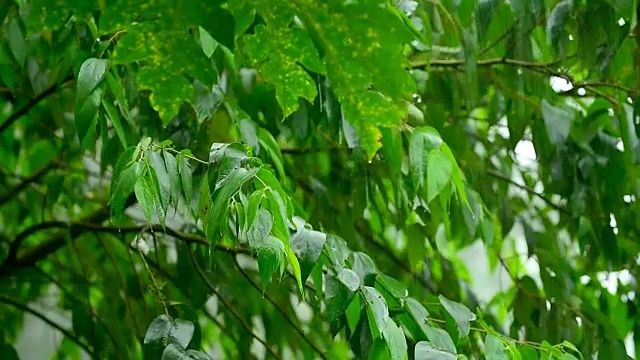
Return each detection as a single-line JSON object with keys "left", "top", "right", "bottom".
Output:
{"left": 232, "top": 257, "right": 328, "bottom": 360}
{"left": 0, "top": 75, "right": 74, "bottom": 135}
{"left": 0, "top": 295, "right": 95, "bottom": 357}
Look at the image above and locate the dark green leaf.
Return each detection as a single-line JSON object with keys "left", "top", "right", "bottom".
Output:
{"left": 111, "top": 162, "right": 143, "bottom": 219}
{"left": 257, "top": 235, "right": 286, "bottom": 285}
{"left": 326, "top": 268, "right": 360, "bottom": 324}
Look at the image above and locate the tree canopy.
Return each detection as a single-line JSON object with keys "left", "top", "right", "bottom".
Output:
{"left": 0, "top": 0, "right": 638, "bottom": 359}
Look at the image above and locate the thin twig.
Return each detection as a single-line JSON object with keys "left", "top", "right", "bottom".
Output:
{"left": 486, "top": 169, "right": 569, "bottom": 214}
{"left": 0, "top": 295, "right": 95, "bottom": 357}
{"left": 0, "top": 161, "right": 58, "bottom": 206}
{"left": 0, "top": 76, "right": 74, "bottom": 135}
{"left": 232, "top": 257, "right": 328, "bottom": 360}
{"left": 188, "top": 247, "right": 282, "bottom": 360}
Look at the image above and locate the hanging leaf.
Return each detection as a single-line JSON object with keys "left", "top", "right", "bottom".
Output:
{"left": 382, "top": 319, "right": 408, "bottom": 360}
{"left": 290, "top": 228, "right": 326, "bottom": 283}
{"left": 425, "top": 151, "right": 453, "bottom": 203}
{"left": 362, "top": 286, "right": 390, "bottom": 338}
{"left": 439, "top": 295, "right": 475, "bottom": 337}
{"left": 257, "top": 235, "right": 286, "bottom": 285}
{"left": 326, "top": 268, "right": 360, "bottom": 325}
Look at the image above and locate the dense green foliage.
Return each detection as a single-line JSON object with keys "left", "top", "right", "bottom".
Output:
{"left": 0, "top": 0, "right": 639, "bottom": 359}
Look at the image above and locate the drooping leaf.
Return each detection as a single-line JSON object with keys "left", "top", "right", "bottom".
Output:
{"left": 362, "top": 286, "right": 390, "bottom": 338}
{"left": 290, "top": 228, "right": 326, "bottom": 283}
{"left": 326, "top": 268, "right": 360, "bottom": 325}
{"left": 410, "top": 127, "right": 444, "bottom": 190}
{"left": 257, "top": 235, "right": 286, "bottom": 285}
{"left": 247, "top": 208, "right": 273, "bottom": 249}
{"left": 425, "top": 151, "right": 453, "bottom": 203}
{"left": 541, "top": 100, "right": 574, "bottom": 146}
{"left": 382, "top": 319, "right": 408, "bottom": 360}
{"left": 134, "top": 173, "right": 155, "bottom": 223}
{"left": 439, "top": 295, "right": 475, "bottom": 337}
{"left": 111, "top": 162, "right": 143, "bottom": 219}
{"left": 144, "top": 314, "right": 173, "bottom": 346}
{"left": 167, "top": 318, "right": 195, "bottom": 349}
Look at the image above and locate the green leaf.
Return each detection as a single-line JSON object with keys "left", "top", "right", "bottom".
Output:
{"left": 167, "top": 318, "right": 195, "bottom": 349}
{"left": 439, "top": 295, "right": 475, "bottom": 337}
{"left": 352, "top": 252, "right": 377, "bottom": 286}
{"left": 177, "top": 152, "right": 193, "bottom": 208}
{"left": 297, "top": 2, "right": 416, "bottom": 158}
{"left": 161, "top": 343, "right": 186, "bottom": 360}
{"left": 148, "top": 151, "right": 171, "bottom": 216}
{"left": 415, "top": 341, "right": 457, "bottom": 360}
{"left": 138, "top": 68, "right": 193, "bottom": 125}
{"left": 144, "top": 314, "right": 173, "bottom": 346}
{"left": 76, "top": 58, "right": 108, "bottom": 103}
{"left": 74, "top": 87, "right": 104, "bottom": 150}
{"left": 382, "top": 319, "right": 408, "bottom": 360}
{"left": 207, "top": 166, "right": 259, "bottom": 240}
{"left": 163, "top": 150, "right": 181, "bottom": 207}
{"left": 285, "top": 244, "right": 304, "bottom": 296}
{"left": 186, "top": 350, "right": 213, "bottom": 360}
{"left": 376, "top": 273, "right": 408, "bottom": 301}
{"left": 111, "top": 162, "right": 143, "bottom": 219}
{"left": 198, "top": 26, "right": 218, "bottom": 58}
{"left": 325, "top": 234, "right": 351, "bottom": 268}
{"left": 326, "top": 268, "right": 360, "bottom": 324}
{"left": 290, "top": 228, "right": 326, "bottom": 283}
{"left": 257, "top": 235, "right": 286, "bottom": 285}
{"left": 362, "top": 286, "right": 390, "bottom": 338}
{"left": 102, "top": 99, "right": 128, "bottom": 148}
{"left": 135, "top": 173, "right": 155, "bottom": 223}
{"left": 258, "top": 128, "right": 285, "bottom": 180}
{"left": 247, "top": 208, "right": 273, "bottom": 249}
{"left": 425, "top": 151, "right": 453, "bottom": 203}
{"left": 0, "top": 342, "right": 19, "bottom": 360}
{"left": 263, "top": 187, "right": 290, "bottom": 243}
{"left": 424, "top": 326, "right": 457, "bottom": 354}
{"left": 485, "top": 334, "right": 509, "bottom": 360}
{"left": 541, "top": 100, "right": 574, "bottom": 146}
{"left": 243, "top": 10, "right": 324, "bottom": 117}
{"left": 546, "top": 0, "right": 574, "bottom": 52}
{"left": 406, "top": 297, "right": 430, "bottom": 335}
{"left": 410, "top": 127, "right": 444, "bottom": 190}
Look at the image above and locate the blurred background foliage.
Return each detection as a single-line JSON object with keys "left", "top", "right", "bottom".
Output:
{"left": 0, "top": 0, "right": 639, "bottom": 359}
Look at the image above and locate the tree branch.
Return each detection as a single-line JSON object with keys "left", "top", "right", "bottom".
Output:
{"left": 0, "top": 161, "right": 58, "bottom": 206}
{"left": 232, "top": 257, "right": 328, "bottom": 360}
{"left": 188, "top": 247, "right": 282, "bottom": 360}
{"left": 0, "top": 217, "right": 250, "bottom": 277}
{"left": 0, "top": 76, "right": 74, "bottom": 135}
{"left": 0, "top": 295, "right": 95, "bottom": 358}
{"left": 486, "top": 169, "right": 570, "bottom": 214}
